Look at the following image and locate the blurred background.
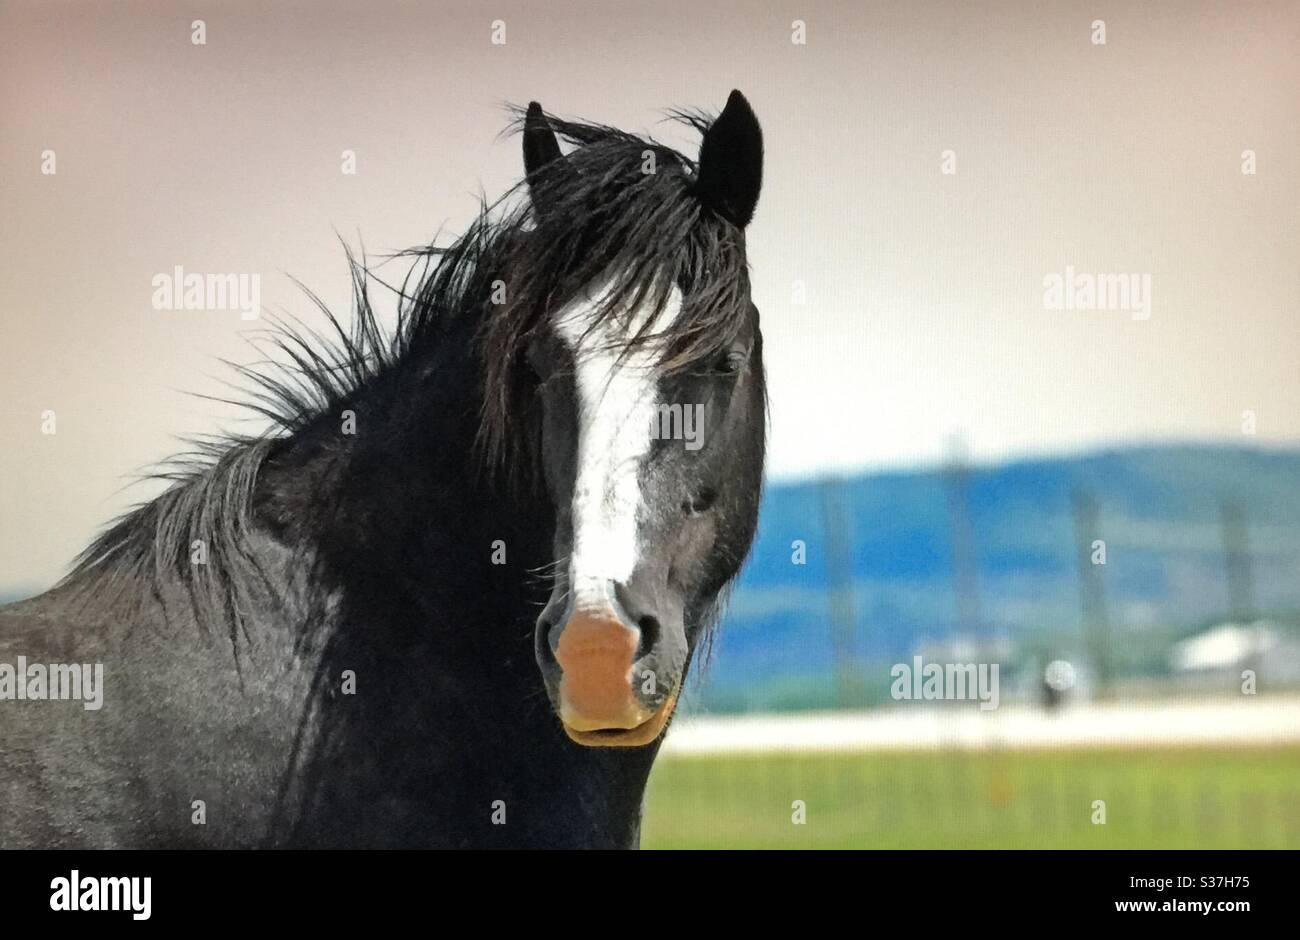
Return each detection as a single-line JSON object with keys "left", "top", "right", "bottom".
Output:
{"left": 2, "top": 1, "right": 1297, "bottom": 848}
{"left": 647, "top": 445, "right": 1300, "bottom": 847}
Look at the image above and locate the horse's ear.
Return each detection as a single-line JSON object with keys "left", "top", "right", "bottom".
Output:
{"left": 695, "top": 90, "right": 763, "bottom": 228}
{"left": 523, "top": 101, "right": 564, "bottom": 184}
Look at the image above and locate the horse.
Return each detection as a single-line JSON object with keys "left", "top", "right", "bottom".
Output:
{"left": 0, "top": 90, "right": 766, "bottom": 848}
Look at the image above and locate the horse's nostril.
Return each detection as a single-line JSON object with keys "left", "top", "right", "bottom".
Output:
{"left": 684, "top": 488, "right": 718, "bottom": 515}
{"left": 535, "top": 615, "right": 559, "bottom": 666}
{"left": 635, "top": 616, "right": 661, "bottom": 659}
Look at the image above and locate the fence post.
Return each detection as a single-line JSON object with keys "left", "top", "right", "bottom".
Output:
{"left": 1072, "top": 488, "right": 1112, "bottom": 700}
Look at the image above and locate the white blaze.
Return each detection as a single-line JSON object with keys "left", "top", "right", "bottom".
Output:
{"left": 554, "top": 282, "right": 683, "bottom": 609}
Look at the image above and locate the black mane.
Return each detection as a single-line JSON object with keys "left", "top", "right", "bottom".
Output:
{"left": 59, "top": 105, "right": 754, "bottom": 650}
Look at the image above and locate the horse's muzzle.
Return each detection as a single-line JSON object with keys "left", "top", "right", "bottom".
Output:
{"left": 537, "top": 599, "right": 681, "bottom": 748}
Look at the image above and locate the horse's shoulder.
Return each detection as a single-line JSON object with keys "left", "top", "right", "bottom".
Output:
{"left": 0, "top": 594, "right": 60, "bottom": 633}
{"left": 0, "top": 587, "right": 101, "bottom": 654}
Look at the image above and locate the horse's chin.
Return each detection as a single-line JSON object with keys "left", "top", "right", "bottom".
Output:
{"left": 560, "top": 693, "right": 678, "bottom": 748}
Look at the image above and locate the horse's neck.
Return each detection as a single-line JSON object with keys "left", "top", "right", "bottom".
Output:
{"left": 268, "top": 343, "right": 657, "bottom": 846}
{"left": 263, "top": 332, "right": 547, "bottom": 663}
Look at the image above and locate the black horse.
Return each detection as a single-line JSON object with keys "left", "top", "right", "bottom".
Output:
{"left": 0, "top": 91, "right": 766, "bottom": 848}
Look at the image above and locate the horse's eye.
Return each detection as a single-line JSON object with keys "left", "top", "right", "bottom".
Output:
{"left": 716, "top": 346, "right": 748, "bottom": 376}
{"left": 684, "top": 488, "right": 718, "bottom": 515}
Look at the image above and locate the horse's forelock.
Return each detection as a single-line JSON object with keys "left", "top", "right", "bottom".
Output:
{"left": 475, "top": 114, "right": 752, "bottom": 485}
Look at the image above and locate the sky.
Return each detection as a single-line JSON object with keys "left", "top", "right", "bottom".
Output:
{"left": 1, "top": 0, "right": 1297, "bottom": 589}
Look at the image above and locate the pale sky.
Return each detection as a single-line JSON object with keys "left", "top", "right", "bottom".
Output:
{"left": 1, "top": 0, "right": 1297, "bottom": 589}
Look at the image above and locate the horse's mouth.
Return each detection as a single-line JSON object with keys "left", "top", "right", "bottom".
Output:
{"left": 560, "top": 693, "right": 678, "bottom": 748}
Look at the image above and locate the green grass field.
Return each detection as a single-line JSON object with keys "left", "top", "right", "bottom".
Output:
{"left": 642, "top": 746, "right": 1300, "bottom": 849}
